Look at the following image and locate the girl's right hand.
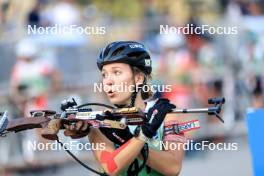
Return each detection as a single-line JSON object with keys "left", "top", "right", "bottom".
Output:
{"left": 141, "top": 98, "right": 176, "bottom": 138}
{"left": 63, "top": 121, "right": 91, "bottom": 139}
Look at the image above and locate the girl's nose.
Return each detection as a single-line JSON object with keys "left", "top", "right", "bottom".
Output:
{"left": 104, "top": 76, "right": 114, "bottom": 86}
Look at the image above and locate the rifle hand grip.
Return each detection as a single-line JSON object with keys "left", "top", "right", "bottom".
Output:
{"left": 41, "top": 119, "right": 61, "bottom": 140}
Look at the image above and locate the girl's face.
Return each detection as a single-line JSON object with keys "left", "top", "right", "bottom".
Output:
{"left": 101, "top": 63, "right": 143, "bottom": 105}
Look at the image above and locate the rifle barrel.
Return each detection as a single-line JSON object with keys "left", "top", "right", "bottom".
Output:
{"left": 171, "top": 108, "right": 210, "bottom": 114}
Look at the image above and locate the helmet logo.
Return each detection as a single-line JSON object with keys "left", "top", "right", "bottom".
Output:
{"left": 145, "top": 59, "right": 151, "bottom": 66}
{"left": 129, "top": 44, "right": 143, "bottom": 49}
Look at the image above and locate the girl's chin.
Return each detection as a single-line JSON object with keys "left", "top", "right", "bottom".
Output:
{"left": 109, "top": 98, "right": 129, "bottom": 106}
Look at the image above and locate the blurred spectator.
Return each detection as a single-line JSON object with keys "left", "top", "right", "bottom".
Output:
{"left": 45, "top": 0, "right": 80, "bottom": 26}
{"left": 251, "top": 76, "right": 264, "bottom": 108}
{"left": 156, "top": 33, "right": 197, "bottom": 107}
{"left": 9, "top": 38, "right": 60, "bottom": 116}
{"left": 38, "top": 0, "right": 86, "bottom": 47}
{"left": 27, "top": 0, "right": 44, "bottom": 27}
{"left": 7, "top": 38, "right": 61, "bottom": 163}
{"left": 247, "top": 0, "right": 264, "bottom": 16}
{"left": 157, "top": 33, "right": 196, "bottom": 83}
{"left": 237, "top": 0, "right": 264, "bottom": 110}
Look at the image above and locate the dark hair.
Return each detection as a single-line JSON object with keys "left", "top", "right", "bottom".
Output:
{"left": 131, "top": 67, "right": 153, "bottom": 100}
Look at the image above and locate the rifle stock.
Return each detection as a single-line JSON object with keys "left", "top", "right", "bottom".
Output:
{"left": 6, "top": 117, "right": 50, "bottom": 132}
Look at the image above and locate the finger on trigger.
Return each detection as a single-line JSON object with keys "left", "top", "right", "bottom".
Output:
{"left": 69, "top": 124, "right": 75, "bottom": 131}
{"left": 75, "top": 121, "right": 83, "bottom": 131}
{"left": 81, "top": 122, "right": 88, "bottom": 131}
{"left": 64, "top": 124, "right": 70, "bottom": 129}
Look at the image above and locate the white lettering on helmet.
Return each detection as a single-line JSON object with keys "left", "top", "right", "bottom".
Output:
{"left": 129, "top": 44, "right": 143, "bottom": 49}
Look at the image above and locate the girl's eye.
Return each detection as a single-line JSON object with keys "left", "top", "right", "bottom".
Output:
{"left": 102, "top": 72, "right": 107, "bottom": 78}
{"left": 114, "top": 70, "right": 121, "bottom": 75}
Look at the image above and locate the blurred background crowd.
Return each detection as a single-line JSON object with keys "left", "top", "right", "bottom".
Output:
{"left": 0, "top": 0, "right": 264, "bottom": 175}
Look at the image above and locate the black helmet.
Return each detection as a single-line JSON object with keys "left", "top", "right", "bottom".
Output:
{"left": 97, "top": 41, "right": 152, "bottom": 75}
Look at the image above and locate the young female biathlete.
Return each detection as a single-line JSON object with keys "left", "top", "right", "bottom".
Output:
{"left": 64, "top": 41, "right": 186, "bottom": 176}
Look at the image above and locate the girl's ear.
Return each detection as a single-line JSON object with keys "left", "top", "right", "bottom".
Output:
{"left": 134, "top": 72, "right": 145, "bottom": 85}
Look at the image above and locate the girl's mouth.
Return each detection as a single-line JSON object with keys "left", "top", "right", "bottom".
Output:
{"left": 107, "top": 90, "right": 115, "bottom": 97}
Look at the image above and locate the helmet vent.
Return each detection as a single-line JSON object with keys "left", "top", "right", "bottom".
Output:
{"left": 102, "top": 47, "right": 110, "bottom": 58}
{"left": 112, "top": 46, "right": 126, "bottom": 56}
{"left": 127, "top": 51, "right": 144, "bottom": 58}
